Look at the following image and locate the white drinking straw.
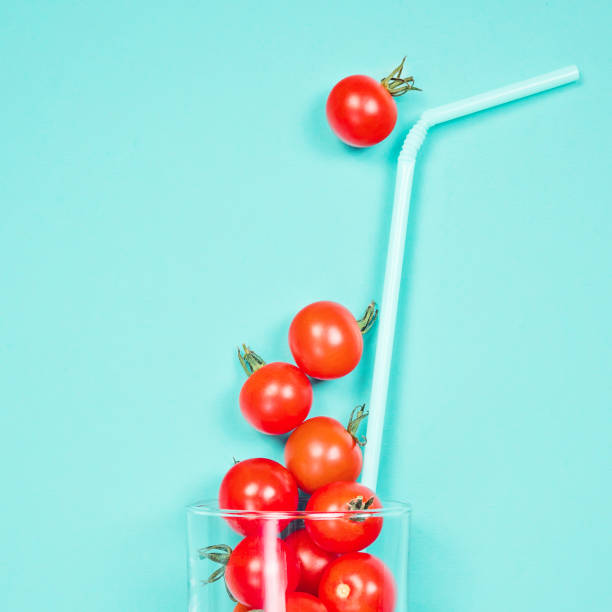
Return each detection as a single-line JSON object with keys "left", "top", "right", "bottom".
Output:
{"left": 361, "top": 65, "right": 580, "bottom": 491}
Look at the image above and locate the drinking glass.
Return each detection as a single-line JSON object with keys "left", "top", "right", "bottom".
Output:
{"left": 186, "top": 499, "right": 411, "bottom": 611}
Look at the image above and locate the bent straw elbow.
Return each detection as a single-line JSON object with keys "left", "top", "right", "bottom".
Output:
{"left": 398, "top": 116, "right": 432, "bottom": 163}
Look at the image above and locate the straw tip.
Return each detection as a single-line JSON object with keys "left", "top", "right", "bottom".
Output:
{"left": 565, "top": 64, "right": 581, "bottom": 81}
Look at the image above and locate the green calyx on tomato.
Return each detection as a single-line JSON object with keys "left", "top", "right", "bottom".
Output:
{"left": 347, "top": 495, "right": 376, "bottom": 522}
{"left": 199, "top": 544, "right": 237, "bottom": 602}
{"left": 199, "top": 544, "right": 231, "bottom": 583}
{"left": 237, "top": 344, "right": 266, "bottom": 376}
{"left": 346, "top": 404, "right": 369, "bottom": 448}
{"left": 380, "top": 56, "right": 421, "bottom": 97}
{"left": 357, "top": 302, "right": 379, "bottom": 334}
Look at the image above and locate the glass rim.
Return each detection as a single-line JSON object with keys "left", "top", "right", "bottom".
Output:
{"left": 186, "top": 498, "right": 411, "bottom": 520}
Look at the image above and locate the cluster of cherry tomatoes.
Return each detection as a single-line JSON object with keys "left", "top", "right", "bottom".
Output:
{"left": 201, "top": 300, "right": 396, "bottom": 612}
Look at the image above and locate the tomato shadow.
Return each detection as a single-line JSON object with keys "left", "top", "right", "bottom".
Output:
{"left": 308, "top": 376, "right": 326, "bottom": 387}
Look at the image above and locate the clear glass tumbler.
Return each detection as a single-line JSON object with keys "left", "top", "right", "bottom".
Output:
{"left": 186, "top": 499, "right": 411, "bottom": 611}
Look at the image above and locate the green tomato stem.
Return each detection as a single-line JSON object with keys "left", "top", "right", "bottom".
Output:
{"left": 347, "top": 404, "right": 369, "bottom": 447}
{"left": 237, "top": 344, "right": 266, "bottom": 376}
{"left": 347, "top": 495, "right": 376, "bottom": 522}
{"left": 380, "top": 57, "right": 421, "bottom": 96}
{"left": 357, "top": 302, "right": 379, "bottom": 334}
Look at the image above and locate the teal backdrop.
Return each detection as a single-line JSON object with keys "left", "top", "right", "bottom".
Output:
{"left": 1, "top": 1, "right": 611, "bottom": 610}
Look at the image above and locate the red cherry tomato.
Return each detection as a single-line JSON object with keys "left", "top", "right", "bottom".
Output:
{"left": 289, "top": 301, "right": 376, "bottom": 379}
{"left": 219, "top": 458, "right": 299, "bottom": 535}
{"left": 233, "top": 605, "right": 251, "bottom": 612}
{"left": 326, "top": 75, "right": 397, "bottom": 147}
{"left": 284, "top": 415, "right": 364, "bottom": 493}
{"left": 225, "top": 536, "right": 300, "bottom": 609}
{"left": 285, "top": 528, "right": 338, "bottom": 595}
{"left": 240, "top": 360, "right": 312, "bottom": 434}
{"left": 286, "top": 591, "right": 328, "bottom": 612}
{"left": 318, "top": 552, "right": 396, "bottom": 612}
{"left": 326, "top": 58, "right": 419, "bottom": 148}
{"left": 305, "top": 482, "right": 383, "bottom": 554}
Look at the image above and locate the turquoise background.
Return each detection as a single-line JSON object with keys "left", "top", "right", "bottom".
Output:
{"left": 1, "top": 1, "right": 611, "bottom": 610}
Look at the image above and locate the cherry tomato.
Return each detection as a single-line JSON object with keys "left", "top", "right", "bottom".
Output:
{"left": 326, "top": 75, "right": 397, "bottom": 147}
{"left": 305, "top": 481, "right": 383, "bottom": 553}
{"left": 288, "top": 301, "right": 362, "bottom": 380}
{"left": 285, "top": 528, "right": 338, "bottom": 595}
{"left": 286, "top": 591, "right": 328, "bottom": 612}
{"left": 289, "top": 301, "right": 376, "bottom": 379}
{"left": 219, "top": 458, "right": 299, "bottom": 535}
{"left": 233, "top": 605, "right": 252, "bottom": 612}
{"left": 239, "top": 350, "right": 312, "bottom": 434}
{"left": 284, "top": 413, "right": 365, "bottom": 493}
{"left": 225, "top": 536, "right": 300, "bottom": 609}
{"left": 318, "top": 552, "right": 396, "bottom": 612}
{"left": 326, "top": 58, "right": 419, "bottom": 148}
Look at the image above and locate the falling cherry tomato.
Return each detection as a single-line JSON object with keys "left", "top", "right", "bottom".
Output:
{"left": 285, "top": 528, "right": 338, "bottom": 595}
{"left": 238, "top": 345, "right": 312, "bottom": 434}
{"left": 326, "top": 57, "right": 420, "bottom": 148}
{"left": 288, "top": 301, "right": 377, "bottom": 380}
{"left": 286, "top": 591, "right": 329, "bottom": 612}
{"left": 318, "top": 552, "right": 396, "bottom": 612}
{"left": 284, "top": 406, "right": 368, "bottom": 493}
{"left": 224, "top": 536, "right": 300, "bottom": 609}
{"left": 219, "top": 458, "right": 299, "bottom": 535}
{"left": 305, "top": 481, "right": 383, "bottom": 554}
